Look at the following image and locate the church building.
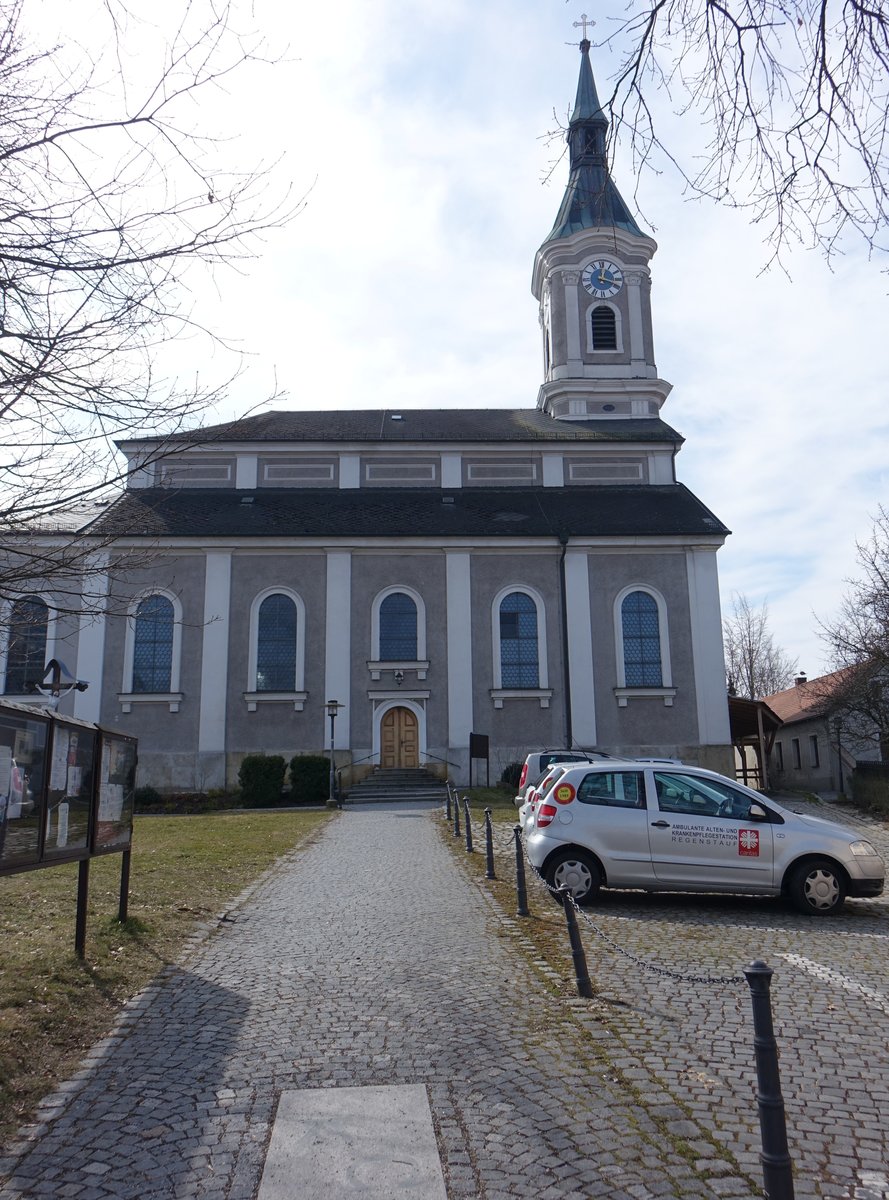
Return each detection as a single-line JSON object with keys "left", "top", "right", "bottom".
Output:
{"left": 2, "top": 39, "right": 733, "bottom": 790}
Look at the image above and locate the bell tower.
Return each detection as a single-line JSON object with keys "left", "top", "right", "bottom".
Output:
{"left": 532, "top": 36, "right": 672, "bottom": 422}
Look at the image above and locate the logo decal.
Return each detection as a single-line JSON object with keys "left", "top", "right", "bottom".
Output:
{"left": 738, "top": 829, "right": 760, "bottom": 856}
{"left": 554, "top": 784, "right": 576, "bottom": 805}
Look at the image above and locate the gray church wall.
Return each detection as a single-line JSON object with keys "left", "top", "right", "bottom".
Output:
{"left": 49, "top": 606, "right": 83, "bottom": 686}
{"left": 348, "top": 552, "right": 447, "bottom": 757}
{"left": 359, "top": 457, "right": 440, "bottom": 487}
{"left": 155, "top": 455, "right": 237, "bottom": 487}
{"left": 224, "top": 551, "right": 328, "bottom": 761}
{"left": 461, "top": 455, "right": 542, "bottom": 487}
{"left": 257, "top": 456, "right": 338, "bottom": 487}
{"left": 587, "top": 551, "right": 701, "bottom": 754}
{"left": 469, "top": 549, "right": 566, "bottom": 761}
{"left": 99, "top": 554, "right": 205, "bottom": 788}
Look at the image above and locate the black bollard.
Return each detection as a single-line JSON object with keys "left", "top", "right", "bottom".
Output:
{"left": 484, "top": 808, "right": 496, "bottom": 879}
{"left": 744, "top": 959, "right": 795, "bottom": 1200}
{"left": 559, "top": 886, "right": 594, "bottom": 998}
{"left": 463, "top": 797, "right": 473, "bottom": 853}
{"left": 514, "top": 825, "right": 529, "bottom": 917}
{"left": 453, "top": 793, "right": 461, "bottom": 838}
{"left": 445, "top": 783, "right": 452, "bottom": 823}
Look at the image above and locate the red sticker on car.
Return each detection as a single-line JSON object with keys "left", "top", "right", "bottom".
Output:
{"left": 738, "top": 829, "right": 760, "bottom": 856}
{"left": 554, "top": 784, "right": 576, "bottom": 805}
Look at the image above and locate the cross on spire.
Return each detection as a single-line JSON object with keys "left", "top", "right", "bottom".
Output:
{"left": 573, "top": 13, "right": 595, "bottom": 42}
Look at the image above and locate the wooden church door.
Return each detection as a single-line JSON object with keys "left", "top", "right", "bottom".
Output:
{"left": 380, "top": 707, "right": 418, "bottom": 768}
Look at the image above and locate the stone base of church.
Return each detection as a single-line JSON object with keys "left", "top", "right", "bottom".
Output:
{"left": 684, "top": 744, "right": 736, "bottom": 776}
{"left": 133, "top": 742, "right": 737, "bottom": 794}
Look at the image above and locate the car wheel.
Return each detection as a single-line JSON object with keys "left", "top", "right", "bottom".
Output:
{"left": 788, "top": 859, "right": 846, "bottom": 916}
{"left": 545, "top": 848, "right": 602, "bottom": 906}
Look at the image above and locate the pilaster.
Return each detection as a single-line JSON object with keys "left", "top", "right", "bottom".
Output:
{"left": 324, "top": 550, "right": 352, "bottom": 745}
{"left": 686, "top": 548, "right": 731, "bottom": 746}
{"left": 73, "top": 554, "right": 109, "bottom": 724}
{"left": 445, "top": 551, "right": 473, "bottom": 753}
{"left": 198, "top": 552, "right": 232, "bottom": 756}
{"left": 564, "top": 549, "right": 597, "bottom": 746}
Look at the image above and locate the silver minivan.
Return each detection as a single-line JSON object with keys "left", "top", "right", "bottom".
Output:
{"left": 524, "top": 762, "right": 885, "bottom": 915}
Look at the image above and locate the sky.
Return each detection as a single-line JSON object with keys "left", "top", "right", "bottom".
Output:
{"left": 43, "top": 0, "right": 889, "bottom": 679}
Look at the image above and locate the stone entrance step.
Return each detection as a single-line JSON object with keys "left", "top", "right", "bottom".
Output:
{"left": 344, "top": 767, "right": 448, "bottom": 805}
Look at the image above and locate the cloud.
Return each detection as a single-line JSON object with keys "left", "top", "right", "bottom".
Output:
{"left": 38, "top": 0, "right": 886, "bottom": 679}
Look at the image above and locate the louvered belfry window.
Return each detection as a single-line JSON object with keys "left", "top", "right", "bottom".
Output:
{"left": 132, "top": 595, "right": 174, "bottom": 692}
{"left": 499, "top": 592, "right": 539, "bottom": 687}
{"left": 256, "top": 594, "right": 297, "bottom": 691}
{"left": 4, "top": 596, "right": 48, "bottom": 694}
{"left": 621, "top": 591, "right": 663, "bottom": 687}
{"left": 591, "top": 305, "right": 617, "bottom": 350}
{"left": 379, "top": 592, "right": 417, "bottom": 660}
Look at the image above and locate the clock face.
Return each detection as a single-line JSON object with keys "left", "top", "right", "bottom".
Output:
{"left": 581, "top": 259, "right": 624, "bottom": 299}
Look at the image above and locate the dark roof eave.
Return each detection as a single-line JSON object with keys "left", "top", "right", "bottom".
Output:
{"left": 89, "top": 484, "right": 730, "bottom": 541}
{"left": 116, "top": 413, "right": 685, "bottom": 449}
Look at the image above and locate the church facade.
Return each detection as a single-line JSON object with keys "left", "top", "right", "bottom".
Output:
{"left": 2, "top": 41, "right": 733, "bottom": 789}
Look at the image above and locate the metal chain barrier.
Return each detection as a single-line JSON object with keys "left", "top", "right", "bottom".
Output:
{"left": 522, "top": 836, "right": 745, "bottom": 987}
{"left": 447, "top": 799, "right": 744, "bottom": 985}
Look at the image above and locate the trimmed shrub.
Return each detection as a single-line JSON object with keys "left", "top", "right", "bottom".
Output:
{"left": 133, "top": 785, "right": 163, "bottom": 809}
{"left": 500, "top": 762, "right": 522, "bottom": 788}
{"left": 238, "top": 754, "right": 286, "bottom": 807}
{"left": 289, "top": 754, "right": 330, "bottom": 805}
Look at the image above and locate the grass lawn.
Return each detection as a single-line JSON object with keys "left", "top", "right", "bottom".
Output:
{"left": 0, "top": 808, "right": 331, "bottom": 1147}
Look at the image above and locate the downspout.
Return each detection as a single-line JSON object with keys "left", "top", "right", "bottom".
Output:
{"left": 558, "top": 533, "right": 573, "bottom": 748}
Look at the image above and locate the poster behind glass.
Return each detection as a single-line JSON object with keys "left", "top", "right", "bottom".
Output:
{"left": 94, "top": 734, "right": 136, "bottom": 851}
{"left": 43, "top": 722, "right": 96, "bottom": 859}
{"left": 0, "top": 709, "right": 49, "bottom": 868}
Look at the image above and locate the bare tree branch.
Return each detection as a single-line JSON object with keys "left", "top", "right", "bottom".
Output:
{"left": 0, "top": 0, "right": 302, "bottom": 610}
{"left": 588, "top": 0, "right": 889, "bottom": 259}
{"left": 723, "top": 592, "right": 798, "bottom": 697}
{"left": 817, "top": 504, "right": 889, "bottom": 755}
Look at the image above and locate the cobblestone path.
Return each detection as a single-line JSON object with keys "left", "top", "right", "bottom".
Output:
{"left": 0, "top": 804, "right": 760, "bottom": 1200}
{"left": 497, "top": 797, "right": 889, "bottom": 1200}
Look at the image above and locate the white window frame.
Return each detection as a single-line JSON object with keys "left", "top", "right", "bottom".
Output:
{"left": 0, "top": 596, "right": 58, "bottom": 697}
{"left": 369, "top": 587, "right": 428, "bottom": 680}
{"left": 119, "top": 588, "right": 184, "bottom": 712}
{"left": 613, "top": 584, "right": 676, "bottom": 707}
{"left": 245, "top": 587, "right": 307, "bottom": 711}
{"left": 586, "top": 301, "right": 623, "bottom": 353}
{"left": 490, "top": 584, "right": 552, "bottom": 708}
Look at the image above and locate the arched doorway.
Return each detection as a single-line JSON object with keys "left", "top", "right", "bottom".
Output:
{"left": 380, "top": 706, "right": 419, "bottom": 768}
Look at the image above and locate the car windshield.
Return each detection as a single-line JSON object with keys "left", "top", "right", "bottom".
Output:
{"left": 539, "top": 753, "right": 589, "bottom": 771}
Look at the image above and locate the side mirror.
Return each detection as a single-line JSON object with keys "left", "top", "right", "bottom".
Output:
{"left": 749, "top": 803, "right": 768, "bottom": 821}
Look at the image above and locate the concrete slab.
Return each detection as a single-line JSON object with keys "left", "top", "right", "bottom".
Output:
{"left": 256, "top": 1084, "right": 448, "bottom": 1199}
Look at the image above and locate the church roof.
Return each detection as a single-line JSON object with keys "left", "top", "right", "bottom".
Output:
{"left": 545, "top": 40, "right": 646, "bottom": 241}
{"left": 125, "top": 410, "right": 682, "bottom": 447}
{"left": 88, "top": 484, "right": 727, "bottom": 540}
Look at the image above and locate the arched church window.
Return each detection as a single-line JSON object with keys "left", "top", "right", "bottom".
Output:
{"left": 591, "top": 305, "right": 617, "bottom": 350}
{"left": 620, "top": 590, "right": 663, "bottom": 687}
{"left": 379, "top": 592, "right": 418, "bottom": 660}
{"left": 132, "top": 594, "right": 174, "bottom": 693}
{"left": 4, "top": 596, "right": 49, "bottom": 694}
{"left": 256, "top": 593, "right": 298, "bottom": 691}
{"left": 499, "top": 592, "right": 539, "bottom": 687}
